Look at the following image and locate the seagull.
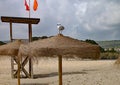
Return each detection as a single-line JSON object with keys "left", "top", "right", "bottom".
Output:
{"left": 57, "top": 23, "right": 65, "bottom": 34}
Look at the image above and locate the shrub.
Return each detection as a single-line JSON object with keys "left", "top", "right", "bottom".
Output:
{"left": 100, "top": 52, "right": 119, "bottom": 60}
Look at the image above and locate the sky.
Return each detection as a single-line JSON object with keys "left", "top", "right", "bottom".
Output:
{"left": 0, "top": 0, "right": 120, "bottom": 41}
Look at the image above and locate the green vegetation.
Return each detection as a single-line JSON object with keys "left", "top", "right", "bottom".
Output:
{"left": 85, "top": 39, "right": 98, "bottom": 45}
{"left": 0, "top": 41, "right": 6, "bottom": 45}
{"left": 32, "top": 36, "right": 54, "bottom": 41}
{"left": 101, "top": 47, "right": 119, "bottom": 59}
{"left": 85, "top": 39, "right": 120, "bottom": 59}
{"left": 100, "top": 52, "right": 119, "bottom": 59}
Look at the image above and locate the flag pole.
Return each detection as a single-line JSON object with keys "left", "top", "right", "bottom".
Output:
{"left": 29, "top": 0, "right": 30, "bottom": 18}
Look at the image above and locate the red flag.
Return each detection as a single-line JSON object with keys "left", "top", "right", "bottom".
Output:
{"left": 24, "top": 0, "right": 30, "bottom": 11}
{"left": 33, "top": 0, "right": 38, "bottom": 11}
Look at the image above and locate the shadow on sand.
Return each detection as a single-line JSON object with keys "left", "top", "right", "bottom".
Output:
{"left": 33, "top": 71, "right": 87, "bottom": 79}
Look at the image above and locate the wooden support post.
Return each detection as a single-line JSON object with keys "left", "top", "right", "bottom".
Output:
{"left": 28, "top": 24, "right": 33, "bottom": 78}
{"left": 21, "top": 56, "right": 30, "bottom": 78}
{"left": 11, "top": 57, "right": 14, "bottom": 78}
{"left": 1, "top": 16, "right": 40, "bottom": 85}
{"left": 29, "top": 58, "right": 33, "bottom": 78}
{"left": 58, "top": 55, "right": 62, "bottom": 85}
{"left": 10, "top": 22, "right": 13, "bottom": 41}
{"left": 10, "top": 22, "right": 15, "bottom": 78}
{"left": 14, "top": 56, "right": 30, "bottom": 78}
{"left": 17, "top": 54, "right": 21, "bottom": 85}
{"left": 28, "top": 24, "right": 32, "bottom": 42}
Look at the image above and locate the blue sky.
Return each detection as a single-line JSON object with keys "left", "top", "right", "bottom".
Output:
{"left": 0, "top": 0, "right": 120, "bottom": 41}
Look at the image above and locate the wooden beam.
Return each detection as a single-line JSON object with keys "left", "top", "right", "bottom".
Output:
{"left": 14, "top": 56, "right": 30, "bottom": 78}
{"left": 58, "top": 55, "right": 62, "bottom": 85}
{"left": 1, "top": 16, "right": 40, "bottom": 24}
{"left": 22, "top": 68, "right": 30, "bottom": 78}
{"left": 21, "top": 56, "right": 30, "bottom": 78}
{"left": 22, "top": 56, "right": 29, "bottom": 67}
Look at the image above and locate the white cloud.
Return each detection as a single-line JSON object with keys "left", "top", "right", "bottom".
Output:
{"left": 97, "top": 2, "right": 120, "bottom": 27}
{"left": 74, "top": 2, "right": 87, "bottom": 23}
{"left": 0, "top": 0, "right": 120, "bottom": 41}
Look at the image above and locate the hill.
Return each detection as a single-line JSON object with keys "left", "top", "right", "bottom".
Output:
{"left": 97, "top": 40, "right": 120, "bottom": 48}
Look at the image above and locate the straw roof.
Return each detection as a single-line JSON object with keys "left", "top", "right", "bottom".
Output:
{"left": 0, "top": 40, "right": 23, "bottom": 56}
{"left": 19, "top": 34, "right": 100, "bottom": 59}
{"left": 115, "top": 58, "right": 120, "bottom": 65}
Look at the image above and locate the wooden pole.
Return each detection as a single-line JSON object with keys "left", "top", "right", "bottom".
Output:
{"left": 28, "top": 0, "right": 33, "bottom": 78}
{"left": 29, "top": 0, "right": 31, "bottom": 18}
{"left": 58, "top": 55, "right": 62, "bottom": 85}
{"left": 10, "top": 22, "right": 14, "bottom": 78}
{"left": 28, "top": 24, "right": 32, "bottom": 42}
{"left": 28, "top": 23, "right": 33, "bottom": 78}
{"left": 10, "top": 22, "right": 13, "bottom": 41}
{"left": 17, "top": 54, "right": 21, "bottom": 85}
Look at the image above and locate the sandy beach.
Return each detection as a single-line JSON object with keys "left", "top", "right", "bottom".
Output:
{"left": 0, "top": 56, "right": 120, "bottom": 85}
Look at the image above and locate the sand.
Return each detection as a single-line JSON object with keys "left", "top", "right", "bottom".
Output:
{"left": 0, "top": 56, "right": 120, "bottom": 85}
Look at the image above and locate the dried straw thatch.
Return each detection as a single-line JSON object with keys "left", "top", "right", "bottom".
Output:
{"left": 0, "top": 34, "right": 100, "bottom": 85}
{"left": 114, "top": 56, "right": 120, "bottom": 69}
{"left": 19, "top": 34, "right": 100, "bottom": 59}
{"left": 115, "top": 58, "right": 120, "bottom": 64}
{"left": 0, "top": 40, "right": 23, "bottom": 56}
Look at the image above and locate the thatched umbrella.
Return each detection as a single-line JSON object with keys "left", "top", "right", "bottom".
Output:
{"left": 18, "top": 34, "right": 100, "bottom": 85}
{"left": 0, "top": 40, "right": 23, "bottom": 56}
{"left": 19, "top": 34, "right": 100, "bottom": 58}
{"left": 0, "top": 40, "right": 23, "bottom": 85}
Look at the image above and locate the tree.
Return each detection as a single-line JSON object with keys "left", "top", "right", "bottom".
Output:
{"left": 0, "top": 41, "right": 6, "bottom": 45}
{"left": 32, "top": 37, "right": 39, "bottom": 41}
{"left": 40, "top": 36, "right": 48, "bottom": 39}
{"left": 85, "top": 39, "right": 98, "bottom": 45}
{"left": 32, "top": 36, "right": 49, "bottom": 41}
{"left": 109, "top": 48, "right": 116, "bottom": 53}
